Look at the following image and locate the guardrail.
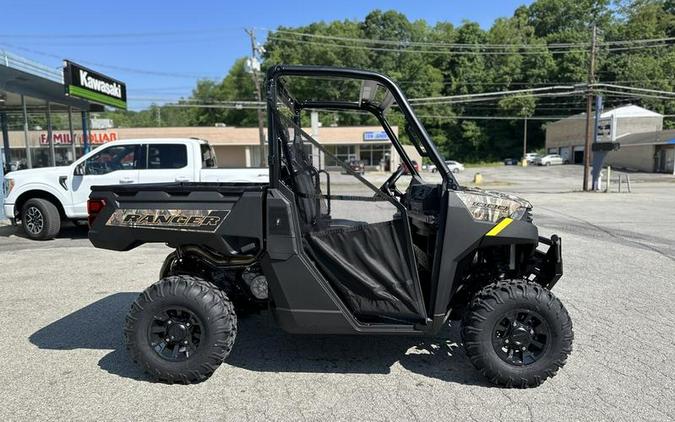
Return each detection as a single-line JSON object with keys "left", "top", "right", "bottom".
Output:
{"left": 0, "top": 49, "right": 63, "bottom": 83}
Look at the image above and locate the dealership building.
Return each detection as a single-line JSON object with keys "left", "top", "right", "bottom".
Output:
{"left": 545, "top": 105, "right": 674, "bottom": 174}
{"left": 0, "top": 50, "right": 128, "bottom": 171}
{"left": 0, "top": 49, "right": 419, "bottom": 173}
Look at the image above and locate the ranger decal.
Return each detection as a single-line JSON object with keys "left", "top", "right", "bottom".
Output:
{"left": 106, "top": 209, "right": 230, "bottom": 232}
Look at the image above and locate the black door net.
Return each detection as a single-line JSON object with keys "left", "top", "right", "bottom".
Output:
{"left": 276, "top": 114, "right": 426, "bottom": 323}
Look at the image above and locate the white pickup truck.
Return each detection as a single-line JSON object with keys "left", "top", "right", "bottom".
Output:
{"left": 2, "top": 138, "right": 268, "bottom": 239}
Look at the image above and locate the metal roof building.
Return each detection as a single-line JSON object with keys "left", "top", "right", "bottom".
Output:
{"left": 0, "top": 50, "right": 122, "bottom": 172}
{"left": 545, "top": 105, "right": 673, "bottom": 174}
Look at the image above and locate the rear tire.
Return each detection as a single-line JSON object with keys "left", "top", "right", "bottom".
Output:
{"left": 124, "top": 275, "right": 237, "bottom": 384}
{"left": 461, "top": 280, "right": 573, "bottom": 388}
{"left": 21, "top": 198, "right": 61, "bottom": 240}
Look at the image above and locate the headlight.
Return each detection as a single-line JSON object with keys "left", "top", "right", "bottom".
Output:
{"left": 3, "top": 178, "right": 14, "bottom": 196}
{"left": 456, "top": 190, "right": 532, "bottom": 223}
{"left": 509, "top": 207, "right": 528, "bottom": 221}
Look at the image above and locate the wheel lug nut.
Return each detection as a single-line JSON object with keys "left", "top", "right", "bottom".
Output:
{"left": 167, "top": 320, "right": 172, "bottom": 325}
{"left": 522, "top": 347, "right": 526, "bottom": 351}
{"left": 505, "top": 339, "right": 509, "bottom": 344}
{"left": 165, "top": 338, "right": 170, "bottom": 342}
{"left": 183, "top": 340, "right": 188, "bottom": 345}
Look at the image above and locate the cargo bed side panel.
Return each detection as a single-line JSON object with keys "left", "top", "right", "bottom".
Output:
{"left": 88, "top": 183, "right": 266, "bottom": 254}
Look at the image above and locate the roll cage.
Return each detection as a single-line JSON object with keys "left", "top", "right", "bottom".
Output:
{"left": 265, "top": 65, "right": 459, "bottom": 190}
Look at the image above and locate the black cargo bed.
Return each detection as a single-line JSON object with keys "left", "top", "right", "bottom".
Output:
{"left": 91, "top": 182, "right": 268, "bottom": 194}
{"left": 88, "top": 182, "right": 267, "bottom": 253}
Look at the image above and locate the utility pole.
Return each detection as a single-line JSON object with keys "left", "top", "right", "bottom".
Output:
{"left": 522, "top": 117, "right": 528, "bottom": 162}
{"left": 591, "top": 95, "right": 604, "bottom": 190}
{"left": 245, "top": 28, "right": 267, "bottom": 167}
{"left": 156, "top": 106, "right": 161, "bottom": 127}
{"left": 582, "top": 24, "right": 598, "bottom": 192}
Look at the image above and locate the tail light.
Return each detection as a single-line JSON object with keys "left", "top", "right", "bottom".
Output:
{"left": 87, "top": 199, "right": 106, "bottom": 227}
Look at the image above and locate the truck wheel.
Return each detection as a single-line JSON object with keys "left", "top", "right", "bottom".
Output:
{"left": 21, "top": 198, "right": 61, "bottom": 240}
{"left": 461, "top": 280, "right": 573, "bottom": 388}
{"left": 124, "top": 275, "right": 237, "bottom": 384}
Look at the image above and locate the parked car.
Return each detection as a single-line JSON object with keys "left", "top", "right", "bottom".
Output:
{"left": 341, "top": 159, "right": 365, "bottom": 175}
{"left": 430, "top": 160, "right": 464, "bottom": 173}
{"left": 534, "top": 154, "right": 564, "bottom": 166}
{"left": 523, "top": 153, "right": 540, "bottom": 164}
{"left": 503, "top": 158, "right": 519, "bottom": 166}
{"left": 2, "top": 138, "right": 269, "bottom": 239}
{"left": 402, "top": 160, "right": 419, "bottom": 175}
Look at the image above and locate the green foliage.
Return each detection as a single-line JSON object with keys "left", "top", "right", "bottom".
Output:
{"left": 101, "top": 105, "right": 191, "bottom": 128}
{"left": 179, "top": 0, "right": 674, "bottom": 161}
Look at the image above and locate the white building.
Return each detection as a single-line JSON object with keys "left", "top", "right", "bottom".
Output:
{"left": 545, "top": 105, "right": 674, "bottom": 173}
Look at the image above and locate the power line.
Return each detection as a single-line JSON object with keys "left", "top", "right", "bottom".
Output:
{"left": 598, "top": 90, "right": 675, "bottom": 100}
{"left": 265, "top": 36, "right": 592, "bottom": 55}
{"left": 267, "top": 34, "right": 673, "bottom": 56}
{"left": 409, "top": 85, "right": 581, "bottom": 103}
{"left": 592, "top": 83, "right": 675, "bottom": 97}
{"left": 396, "top": 78, "right": 675, "bottom": 87}
{"left": 0, "top": 37, "right": 236, "bottom": 48}
{"left": 0, "top": 43, "right": 221, "bottom": 79}
{"left": 0, "top": 27, "right": 242, "bottom": 39}
{"left": 417, "top": 114, "right": 588, "bottom": 121}
{"left": 264, "top": 28, "right": 675, "bottom": 50}
{"left": 265, "top": 28, "right": 584, "bottom": 49}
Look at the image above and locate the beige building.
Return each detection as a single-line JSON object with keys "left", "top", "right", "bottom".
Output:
{"left": 545, "top": 105, "right": 674, "bottom": 173}
{"left": 1, "top": 125, "right": 421, "bottom": 172}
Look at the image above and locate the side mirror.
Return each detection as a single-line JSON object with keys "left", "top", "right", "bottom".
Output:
{"left": 74, "top": 163, "right": 85, "bottom": 176}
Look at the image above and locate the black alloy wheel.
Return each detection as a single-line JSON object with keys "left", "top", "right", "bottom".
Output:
{"left": 125, "top": 275, "right": 237, "bottom": 384}
{"left": 491, "top": 309, "right": 550, "bottom": 366}
{"left": 148, "top": 307, "right": 203, "bottom": 362}
{"left": 462, "top": 280, "right": 573, "bottom": 388}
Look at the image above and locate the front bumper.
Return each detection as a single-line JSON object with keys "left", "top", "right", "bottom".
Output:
{"left": 536, "top": 235, "right": 563, "bottom": 289}
{"left": 3, "top": 203, "right": 14, "bottom": 220}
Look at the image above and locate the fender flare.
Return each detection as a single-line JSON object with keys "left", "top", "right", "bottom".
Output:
{"left": 12, "top": 183, "right": 70, "bottom": 218}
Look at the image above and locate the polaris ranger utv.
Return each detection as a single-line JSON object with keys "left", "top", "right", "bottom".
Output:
{"left": 88, "top": 65, "right": 572, "bottom": 387}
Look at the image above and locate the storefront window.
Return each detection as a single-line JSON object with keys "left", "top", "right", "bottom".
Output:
{"left": 360, "top": 144, "right": 389, "bottom": 166}
{"left": 324, "top": 145, "right": 355, "bottom": 166}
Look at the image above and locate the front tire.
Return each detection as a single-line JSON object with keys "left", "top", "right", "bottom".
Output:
{"left": 21, "top": 198, "right": 61, "bottom": 240}
{"left": 461, "top": 280, "right": 573, "bottom": 388}
{"left": 124, "top": 275, "right": 237, "bottom": 384}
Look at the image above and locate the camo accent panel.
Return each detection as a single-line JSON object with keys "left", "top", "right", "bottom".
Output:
{"left": 106, "top": 208, "right": 230, "bottom": 232}
{"left": 456, "top": 189, "right": 531, "bottom": 223}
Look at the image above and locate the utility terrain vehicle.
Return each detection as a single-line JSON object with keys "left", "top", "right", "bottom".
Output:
{"left": 88, "top": 65, "right": 572, "bottom": 387}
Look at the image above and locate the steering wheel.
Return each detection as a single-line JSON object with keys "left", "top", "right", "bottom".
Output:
{"left": 378, "top": 164, "right": 406, "bottom": 198}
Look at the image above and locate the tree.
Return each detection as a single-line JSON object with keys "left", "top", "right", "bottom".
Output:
{"left": 177, "top": 1, "right": 674, "bottom": 160}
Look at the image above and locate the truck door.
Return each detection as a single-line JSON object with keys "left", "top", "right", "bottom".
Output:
{"left": 70, "top": 144, "right": 141, "bottom": 216}
{"left": 138, "top": 143, "right": 194, "bottom": 183}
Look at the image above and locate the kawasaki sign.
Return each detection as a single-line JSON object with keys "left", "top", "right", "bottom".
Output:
{"left": 63, "top": 60, "right": 127, "bottom": 109}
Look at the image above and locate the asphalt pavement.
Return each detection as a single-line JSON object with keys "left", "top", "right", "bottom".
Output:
{"left": 1, "top": 164, "right": 674, "bottom": 421}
